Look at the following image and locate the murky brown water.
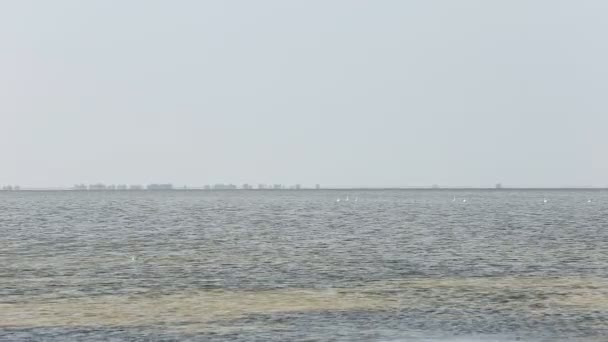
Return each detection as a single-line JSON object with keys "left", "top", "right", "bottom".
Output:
{"left": 1, "top": 190, "right": 607, "bottom": 341}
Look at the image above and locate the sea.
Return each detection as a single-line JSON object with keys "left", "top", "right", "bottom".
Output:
{"left": 1, "top": 189, "right": 607, "bottom": 341}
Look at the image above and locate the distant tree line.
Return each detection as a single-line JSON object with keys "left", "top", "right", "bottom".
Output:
{"left": 71, "top": 183, "right": 314, "bottom": 190}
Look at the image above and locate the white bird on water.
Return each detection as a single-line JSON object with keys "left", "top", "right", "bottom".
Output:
{"left": 354, "top": 197, "right": 358, "bottom": 202}
{"left": 462, "top": 199, "right": 467, "bottom": 203}
{"left": 131, "top": 256, "right": 136, "bottom": 262}
{"left": 588, "top": 199, "right": 592, "bottom": 203}
{"left": 543, "top": 198, "right": 548, "bottom": 203}
{"left": 452, "top": 196, "right": 456, "bottom": 202}
{"left": 346, "top": 196, "right": 349, "bottom": 202}
{"left": 336, "top": 198, "right": 341, "bottom": 203}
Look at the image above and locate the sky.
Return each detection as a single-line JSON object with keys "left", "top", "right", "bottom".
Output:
{"left": 1, "top": 0, "right": 607, "bottom": 188}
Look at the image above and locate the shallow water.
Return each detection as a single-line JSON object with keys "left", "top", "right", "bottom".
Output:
{"left": 1, "top": 190, "right": 607, "bottom": 341}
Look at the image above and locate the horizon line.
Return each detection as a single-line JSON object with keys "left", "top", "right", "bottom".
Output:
{"left": 2, "top": 186, "right": 607, "bottom": 191}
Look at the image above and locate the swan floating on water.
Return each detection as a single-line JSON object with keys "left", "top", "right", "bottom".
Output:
{"left": 452, "top": 196, "right": 456, "bottom": 202}
{"left": 543, "top": 198, "right": 548, "bottom": 203}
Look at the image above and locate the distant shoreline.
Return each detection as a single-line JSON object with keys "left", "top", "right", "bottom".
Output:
{"left": 2, "top": 187, "right": 607, "bottom": 192}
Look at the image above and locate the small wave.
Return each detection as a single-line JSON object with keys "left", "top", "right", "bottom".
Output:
{"left": 382, "top": 337, "right": 527, "bottom": 342}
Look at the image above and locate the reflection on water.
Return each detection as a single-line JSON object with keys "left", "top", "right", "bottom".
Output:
{"left": 1, "top": 190, "right": 607, "bottom": 341}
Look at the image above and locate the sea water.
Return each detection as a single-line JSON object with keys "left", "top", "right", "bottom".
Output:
{"left": 1, "top": 190, "right": 607, "bottom": 341}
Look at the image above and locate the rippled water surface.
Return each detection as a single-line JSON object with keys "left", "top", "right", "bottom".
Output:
{"left": 1, "top": 190, "right": 607, "bottom": 341}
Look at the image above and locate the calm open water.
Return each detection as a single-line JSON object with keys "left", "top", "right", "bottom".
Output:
{"left": 1, "top": 190, "right": 607, "bottom": 341}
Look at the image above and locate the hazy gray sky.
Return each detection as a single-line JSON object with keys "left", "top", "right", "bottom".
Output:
{"left": 2, "top": 1, "right": 607, "bottom": 188}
